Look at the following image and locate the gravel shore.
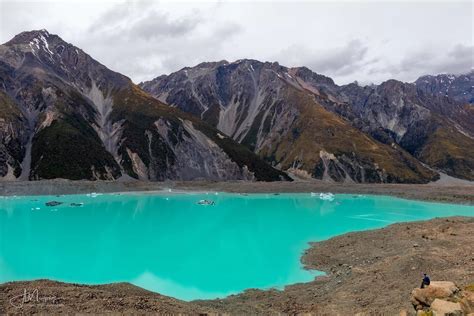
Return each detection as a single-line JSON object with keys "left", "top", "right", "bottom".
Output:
{"left": 1, "top": 179, "right": 473, "bottom": 204}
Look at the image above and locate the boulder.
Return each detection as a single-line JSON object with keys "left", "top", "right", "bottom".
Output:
{"left": 45, "top": 201, "right": 63, "bottom": 207}
{"left": 411, "top": 282, "right": 460, "bottom": 307}
{"left": 460, "top": 289, "right": 474, "bottom": 314}
{"left": 429, "top": 282, "right": 460, "bottom": 296}
{"left": 416, "top": 311, "right": 433, "bottom": 316}
{"left": 430, "top": 299, "right": 462, "bottom": 316}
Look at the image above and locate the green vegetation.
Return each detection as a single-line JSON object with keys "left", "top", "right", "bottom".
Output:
{"left": 195, "top": 121, "right": 291, "bottom": 181}
{"left": 241, "top": 110, "right": 265, "bottom": 151}
{"left": 30, "top": 115, "right": 120, "bottom": 180}
{"left": 112, "top": 85, "right": 290, "bottom": 181}
{"left": 419, "top": 123, "right": 474, "bottom": 180}
{"left": 465, "top": 284, "right": 474, "bottom": 292}
{"left": 201, "top": 103, "right": 221, "bottom": 127}
{"left": 259, "top": 86, "right": 438, "bottom": 183}
{"left": 0, "top": 91, "right": 22, "bottom": 120}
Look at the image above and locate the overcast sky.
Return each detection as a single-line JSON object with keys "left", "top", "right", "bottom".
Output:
{"left": 0, "top": 0, "right": 472, "bottom": 85}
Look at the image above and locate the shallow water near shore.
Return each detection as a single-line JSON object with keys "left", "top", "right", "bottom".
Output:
{"left": 1, "top": 192, "right": 473, "bottom": 300}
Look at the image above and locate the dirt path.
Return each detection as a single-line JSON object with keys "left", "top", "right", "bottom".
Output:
{"left": 1, "top": 217, "right": 473, "bottom": 314}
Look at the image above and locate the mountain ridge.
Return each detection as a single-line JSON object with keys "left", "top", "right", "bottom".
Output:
{"left": 1, "top": 30, "right": 472, "bottom": 182}
{"left": 141, "top": 59, "right": 473, "bottom": 181}
{"left": 0, "top": 30, "right": 289, "bottom": 182}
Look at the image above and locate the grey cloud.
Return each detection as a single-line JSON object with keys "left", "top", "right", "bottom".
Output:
{"left": 275, "top": 39, "right": 378, "bottom": 79}
{"left": 387, "top": 44, "right": 473, "bottom": 81}
{"left": 80, "top": 3, "right": 243, "bottom": 82}
{"left": 128, "top": 12, "right": 202, "bottom": 40}
{"left": 440, "top": 44, "right": 473, "bottom": 73}
{"left": 212, "top": 23, "right": 242, "bottom": 39}
{"left": 88, "top": 1, "right": 202, "bottom": 41}
{"left": 2, "top": 1, "right": 470, "bottom": 85}
{"left": 310, "top": 40, "right": 369, "bottom": 75}
{"left": 397, "top": 51, "right": 436, "bottom": 74}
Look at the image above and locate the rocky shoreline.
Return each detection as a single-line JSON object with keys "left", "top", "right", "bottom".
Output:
{"left": 1, "top": 179, "right": 473, "bottom": 205}
{"left": 1, "top": 217, "right": 473, "bottom": 314}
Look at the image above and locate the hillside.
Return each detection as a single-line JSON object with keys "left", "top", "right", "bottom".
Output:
{"left": 0, "top": 31, "right": 288, "bottom": 181}
{"left": 141, "top": 60, "right": 473, "bottom": 181}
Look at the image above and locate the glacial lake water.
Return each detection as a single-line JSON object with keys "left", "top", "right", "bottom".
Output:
{"left": 0, "top": 192, "right": 473, "bottom": 300}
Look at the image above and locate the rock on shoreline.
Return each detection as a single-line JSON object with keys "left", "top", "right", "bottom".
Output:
{"left": 411, "top": 281, "right": 473, "bottom": 315}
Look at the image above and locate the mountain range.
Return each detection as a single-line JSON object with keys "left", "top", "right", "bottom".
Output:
{"left": 0, "top": 30, "right": 288, "bottom": 182}
{"left": 140, "top": 60, "right": 474, "bottom": 182}
{"left": 1, "top": 30, "right": 473, "bottom": 182}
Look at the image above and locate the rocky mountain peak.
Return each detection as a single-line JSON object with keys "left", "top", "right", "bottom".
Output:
{"left": 415, "top": 71, "right": 474, "bottom": 104}
{"left": 5, "top": 29, "right": 54, "bottom": 45}
{"left": 194, "top": 60, "right": 229, "bottom": 69}
{"left": 0, "top": 30, "right": 288, "bottom": 182}
{"left": 3, "top": 29, "right": 69, "bottom": 59}
{"left": 377, "top": 79, "right": 417, "bottom": 97}
{"left": 2, "top": 29, "right": 131, "bottom": 93}
{"left": 289, "top": 66, "right": 336, "bottom": 87}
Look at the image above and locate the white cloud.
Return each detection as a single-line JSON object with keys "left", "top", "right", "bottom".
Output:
{"left": 0, "top": 0, "right": 472, "bottom": 84}
{"left": 274, "top": 40, "right": 380, "bottom": 78}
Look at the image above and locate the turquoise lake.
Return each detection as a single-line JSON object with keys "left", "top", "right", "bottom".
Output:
{"left": 0, "top": 192, "right": 473, "bottom": 300}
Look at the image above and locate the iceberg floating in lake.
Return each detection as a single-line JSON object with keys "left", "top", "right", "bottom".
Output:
{"left": 319, "top": 193, "right": 335, "bottom": 201}
{"left": 87, "top": 193, "right": 101, "bottom": 198}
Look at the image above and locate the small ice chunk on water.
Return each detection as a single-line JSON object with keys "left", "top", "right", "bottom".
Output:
{"left": 319, "top": 193, "right": 335, "bottom": 201}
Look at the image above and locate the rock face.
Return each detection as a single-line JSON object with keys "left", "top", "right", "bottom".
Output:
{"left": 415, "top": 71, "right": 474, "bottom": 104}
{"left": 0, "top": 30, "right": 288, "bottom": 181}
{"left": 430, "top": 299, "right": 463, "bottom": 316}
{"left": 141, "top": 60, "right": 446, "bottom": 183}
{"left": 0, "top": 91, "right": 26, "bottom": 179}
{"left": 141, "top": 60, "right": 474, "bottom": 182}
{"left": 336, "top": 80, "right": 474, "bottom": 181}
{"left": 411, "top": 281, "right": 460, "bottom": 308}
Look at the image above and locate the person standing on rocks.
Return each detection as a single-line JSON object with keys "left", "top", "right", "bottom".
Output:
{"left": 420, "top": 273, "right": 430, "bottom": 288}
